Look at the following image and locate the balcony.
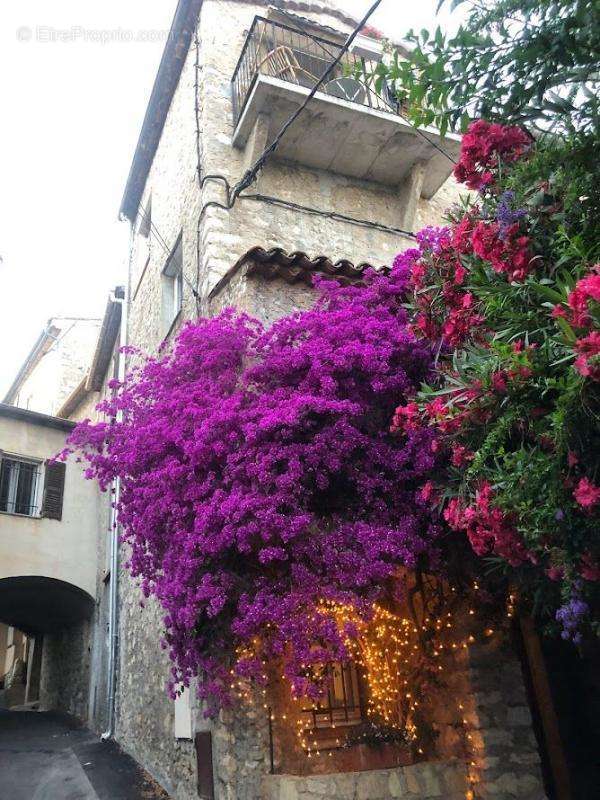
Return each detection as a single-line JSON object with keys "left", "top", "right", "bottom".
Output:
{"left": 231, "top": 17, "right": 461, "bottom": 196}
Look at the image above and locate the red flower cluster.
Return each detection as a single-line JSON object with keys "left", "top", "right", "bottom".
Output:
{"left": 553, "top": 266, "right": 600, "bottom": 379}
{"left": 577, "top": 271, "right": 600, "bottom": 303}
{"left": 392, "top": 384, "right": 483, "bottom": 439}
{"left": 471, "top": 221, "right": 533, "bottom": 282}
{"left": 574, "top": 477, "right": 600, "bottom": 510}
{"left": 453, "top": 119, "right": 531, "bottom": 191}
{"left": 410, "top": 226, "right": 486, "bottom": 348}
{"left": 574, "top": 332, "right": 600, "bottom": 380}
{"left": 444, "top": 482, "right": 531, "bottom": 567}
{"left": 553, "top": 265, "right": 600, "bottom": 328}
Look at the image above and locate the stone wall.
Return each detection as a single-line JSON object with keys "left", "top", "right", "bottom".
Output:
{"left": 116, "top": 592, "right": 197, "bottom": 799}
{"left": 263, "top": 761, "right": 469, "bottom": 800}
{"left": 205, "top": 698, "right": 271, "bottom": 800}
{"left": 39, "top": 619, "right": 92, "bottom": 720}
{"left": 466, "top": 637, "right": 547, "bottom": 799}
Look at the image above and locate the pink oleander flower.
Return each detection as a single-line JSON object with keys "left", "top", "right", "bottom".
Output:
{"left": 491, "top": 370, "right": 508, "bottom": 393}
{"left": 444, "top": 482, "right": 531, "bottom": 567}
{"left": 472, "top": 221, "right": 532, "bottom": 282}
{"left": 450, "top": 444, "right": 473, "bottom": 468}
{"left": 453, "top": 120, "right": 530, "bottom": 191}
{"left": 576, "top": 268, "right": 600, "bottom": 303}
{"left": 574, "top": 477, "right": 600, "bottom": 510}
{"left": 574, "top": 331, "right": 600, "bottom": 380}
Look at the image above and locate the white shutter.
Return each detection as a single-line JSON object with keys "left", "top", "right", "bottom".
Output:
{"left": 174, "top": 687, "right": 193, "bottom": 740}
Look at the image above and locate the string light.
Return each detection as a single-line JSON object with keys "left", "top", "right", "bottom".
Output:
{"left": 232, "top": 585, "right": 493, "bottom": 784}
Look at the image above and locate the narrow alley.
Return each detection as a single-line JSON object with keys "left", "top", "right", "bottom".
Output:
{"left": 0, "top": 710, "right": 170, "bottom": 800}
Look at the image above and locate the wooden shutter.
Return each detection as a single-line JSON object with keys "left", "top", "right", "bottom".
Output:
{"left": 195, "top": 731, "right": 215, "bottom": 800}
{"left": 41, "top": 461, "right": 66, "bottom": 520}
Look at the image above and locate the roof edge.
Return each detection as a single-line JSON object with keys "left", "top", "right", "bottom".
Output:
{"left": 86, "top": 290, "right": 124, "bottom": 393}
{"left": 56, "top": 376, "right": 89, "bottom": 420}
{"left": 0, "top": 403, "right": 75, "bottom": 432}
{"left": 119, "top": 0, "right": 204, "bottom": 222}
{"left": 3, "top": 324, "right": 61, "bottom": 405}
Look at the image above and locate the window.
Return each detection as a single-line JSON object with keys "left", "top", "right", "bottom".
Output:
{"left": 0, "top": 457, "right": 42, "bottom": 516}
{"left": 138, "top": 194, "right": 152, "bottom": 239}
{"left": 302, "top": 662, "right": 364, "bottom": 731}
{"left": 162, "top": 234, "right": 183, "bottom": 333}
{"left": 135, "top": 197, "right": 152, "bottom": 273}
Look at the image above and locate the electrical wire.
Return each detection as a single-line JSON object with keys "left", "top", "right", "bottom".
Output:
{"left": 275, "top": 6, "right": 457, "bottom": 166}
{"left": 240, "top": 193, "right": 417, "bottom": 239}
{"left": 135, "top": 204, "right": 202, "bottom": 303}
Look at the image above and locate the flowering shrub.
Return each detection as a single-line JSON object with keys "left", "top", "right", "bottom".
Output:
{"left": 453, "top": 119, "right": 531, "bottom": 190}
{"left": 393, "top": 121, "right": 600, "bottom": 637}
{"left": 67, "top": 266, "right": 443, "bottom": 709}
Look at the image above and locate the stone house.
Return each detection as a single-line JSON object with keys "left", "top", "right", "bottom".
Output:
{"left": 104, "top": 1, "right": 554, "bottom": 799}
{"left": 4, "top": 316, "right": 102, "bottom": 416}
{"left": 1, "top": 1, "right": 581, "bottom": 798}
{"left": 0, "top": 402, "right": 98, "bottom": 715}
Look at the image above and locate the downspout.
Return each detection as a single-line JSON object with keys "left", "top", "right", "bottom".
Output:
{"left": 101, "top": 448, "right": 120, "bottom": 741}
{"left": 102, "top": 237, "right": 131, "bottom": 741}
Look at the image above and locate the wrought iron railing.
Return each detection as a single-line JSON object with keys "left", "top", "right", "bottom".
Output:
{"left": 231, "top": 16, "right": 401, "bottom": 127}
{"left": 301, "top": 662, "right": 365, "bottom": 732}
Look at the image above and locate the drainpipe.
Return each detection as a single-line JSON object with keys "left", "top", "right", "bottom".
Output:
{"left": 101, "top": 461, "right": 120, "bottom": 741}
{"left": 102, "top": 246, "right": 131, "bottom": 741}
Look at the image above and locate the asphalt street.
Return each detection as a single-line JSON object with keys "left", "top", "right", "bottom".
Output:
{"left": 0, "top": 710, "right": 170, "bottom": 800}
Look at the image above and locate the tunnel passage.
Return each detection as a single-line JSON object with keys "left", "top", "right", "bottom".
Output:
{"left": 0, "top": 576, "right": 94, "bottom": 635}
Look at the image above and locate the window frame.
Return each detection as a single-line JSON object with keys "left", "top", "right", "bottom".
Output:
{"left": 132, "top": 194, "right": 152, "bottom": 301}
{"left": 0, "top": 453, "right": 44, "bottom": 518}
{"left": 161, "top": 233, "right": 184, "bottom": 335}
{"left": 301, "top": 661, "right": 366, "bottom": 739}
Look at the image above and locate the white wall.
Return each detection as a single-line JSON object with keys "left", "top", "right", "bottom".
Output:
{"left": 0, "top": 415, "right": 99, "bottom": 597}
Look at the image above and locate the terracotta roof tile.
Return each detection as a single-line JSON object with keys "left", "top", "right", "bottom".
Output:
{"left": 209, "top": 246, "right": 388, "bottom": 299}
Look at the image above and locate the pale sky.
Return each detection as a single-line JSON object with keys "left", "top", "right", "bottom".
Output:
{"left": 0, "top": 0, "right": 463, "bottom": 397}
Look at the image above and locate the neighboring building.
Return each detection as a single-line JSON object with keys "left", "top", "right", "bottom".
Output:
{"left": 0, "top": 289, "right": 124, "bottom": 728}
{"left": 4, "top": 317, "right": 102, "bottom": 416}
{"left": 0, "top": 403, "right": 97, "bottom": 716}
{"left": 107, "top": 2, "right": 548, "bottom": 800}
{"left": 0, "top": 623, "right": 30, "bottom": 707}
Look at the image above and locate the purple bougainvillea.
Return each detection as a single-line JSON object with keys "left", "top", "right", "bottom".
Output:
{"left": 66, "top": 262, "right": 443, "bottom": 711}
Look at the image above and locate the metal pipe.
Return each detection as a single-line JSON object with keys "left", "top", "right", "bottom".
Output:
{"left": 101, "top": 238, "right": 130, "bottom": 741}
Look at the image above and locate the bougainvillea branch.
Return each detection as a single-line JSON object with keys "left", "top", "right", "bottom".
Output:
{"left": 66, "top": 266, "right": 444, "bottom": 710}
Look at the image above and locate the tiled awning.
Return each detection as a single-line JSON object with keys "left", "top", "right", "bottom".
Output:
{"left": 209, "top": 246, "right": 389, "bottom": 300}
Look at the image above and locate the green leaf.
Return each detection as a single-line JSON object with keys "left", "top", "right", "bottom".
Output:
{"left": 530, "top": 283, "right": 564, "bottom": 304}
{"left": 555, "top": 316, "right": 577, "bottom": 344}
